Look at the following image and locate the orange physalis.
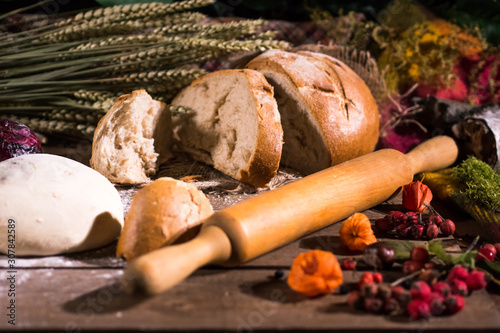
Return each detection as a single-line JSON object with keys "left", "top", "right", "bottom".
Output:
{"left": 339, "top": 213, "right": 377, "bottom": 251}
{"left": 287, "top": 250, "right": 343, "bottom": 297}
{"left": 402, "top": 181, "right": 433, "bottom": 213}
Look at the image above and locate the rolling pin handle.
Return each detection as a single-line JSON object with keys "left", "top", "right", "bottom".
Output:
{"left": 405, "top": 136, "right": 459, "bottom": 175}
{"left": 122, "top": 225, "right": 232, "bottom": 295}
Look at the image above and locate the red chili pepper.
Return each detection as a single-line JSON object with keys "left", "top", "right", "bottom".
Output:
{"left": 402, "top": 181, "right": 433, "bottom": 213}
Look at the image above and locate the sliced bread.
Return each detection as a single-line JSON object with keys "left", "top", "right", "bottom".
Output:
{"left": 171, "top": 69, "right": 283, "bottom": 188}
{"left": 246, "top": 49, "right": 379, "bottom": 174}
{"left": 90, "top": 89, "right": 172, "bottom": 184}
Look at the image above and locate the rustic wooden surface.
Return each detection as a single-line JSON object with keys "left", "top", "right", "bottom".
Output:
{"left": 1, "top": 146, "right": 500, "bottom": 332}
{"left": 2, "top": 199, "right": 500, "bottom": 332}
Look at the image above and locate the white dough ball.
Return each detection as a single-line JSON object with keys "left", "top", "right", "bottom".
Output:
{"left": 0, "top": 154, "right": 124, "bottom": 256}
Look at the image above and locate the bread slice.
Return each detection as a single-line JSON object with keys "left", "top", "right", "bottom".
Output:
{"left": 171, "top": 69, "right": 283, "bottom": 188}
{"left": 116, "top": 177, "right": 213, "bottom": 261}
{"left": 246, "top": 49, "right": 379, "bottom": 174}
{"left": 90, "top": 89, "right": 172, "bottom": 184}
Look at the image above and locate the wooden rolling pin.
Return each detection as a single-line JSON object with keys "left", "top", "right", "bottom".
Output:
{"left": 122, "top": 136, "right": 458, "bottom": 295}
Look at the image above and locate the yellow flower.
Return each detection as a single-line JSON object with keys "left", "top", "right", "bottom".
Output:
{"left": 408, "top": 63, "right": 420, "bottom": 80}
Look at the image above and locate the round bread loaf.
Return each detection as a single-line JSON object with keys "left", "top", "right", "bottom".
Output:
{"left": 246, "top": 49, "right": 379, "bottom": 174}
{"left": 0, "top": 154, "right": 124, "bottom": 256}
{"left": 116, "top": 177, "right": 213, "bottom": 261}
{"left": 171, "top": 69, "right": 283, "bottom": 188}
{"left": 90, "top": 89, "right": 172, "bottom": 184}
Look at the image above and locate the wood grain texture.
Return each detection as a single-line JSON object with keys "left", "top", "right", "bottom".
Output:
{"left": 1, "top": 195, "right": 498, "bottom": 332}
{"left": 2, "top": 268, "right": 499, "bottom": 332}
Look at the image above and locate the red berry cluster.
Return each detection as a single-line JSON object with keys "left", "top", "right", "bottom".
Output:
{"left": 407, "top": 280, "right": 463, "bottom": 320}
{"left": 403, "top": 247, "right": 434, "bottom": 274}
{"left": 407, "top": 266, "right": 487, "bottom": 320}
{"left": 347, "top": 273, "right": 410, "bottom": 316}
{"left": 375, "top": 211, "right": 455, "bottom": 240}
{"left": 347, "top": 265, "right": 487, "bottom": 320}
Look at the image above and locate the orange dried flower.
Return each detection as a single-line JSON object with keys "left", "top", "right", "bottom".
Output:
{"left": 339, "top": 213, "right": 377, "bottom": 251}
{"left": 287, "top": 250, "right": 343, "bottom": 297}
{"left": 402, "top": 181, "right": 433, "bottom": 213}
{"left": 431, "top": 19, "right": 483, "bottom": 58}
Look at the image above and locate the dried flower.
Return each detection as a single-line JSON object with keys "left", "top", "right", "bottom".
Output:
{"left": 339, "top": 213, "right": 377, "bottom": 251}
{"left": 287, "top": 250, "right": 343, "bottom": 297}
{"left": 403, "top": 181, "right": 433, "bottom": 213}
{"left": 0, "top": 119, "right": 42, "bottom": 162}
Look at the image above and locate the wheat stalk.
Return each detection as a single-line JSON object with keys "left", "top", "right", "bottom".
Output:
{"left": 2, "top": 114, "right": 96, "bottom": 140}
{"left": 0, "top": 0, "right": 289, "bottom": 139}
{"left": 44, "top": 108, "right": 106, "bottom": 124}
{"left": 185, "top": 38, "right": 291, "bottom": 54}
{"left": 44, "top": 18, "right": 174, "bottom": 43}
{"left": 248, "top": 30, "right": 279, "bottom": 40}
{"left": 110, "top": 68, "right": 206, "bottom": 86}
{"left": 71, "top": 35, "right": 167, "bottom": 51}
{"left": 73, "top": 90, "right": 117, "bottom": 103}
{"left": 58, "top": 0, "right": 214, "bottom": 27}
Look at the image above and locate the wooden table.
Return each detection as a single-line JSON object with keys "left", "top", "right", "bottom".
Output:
{"left": 2, "top": 147, "right": 500, "bottom": 332}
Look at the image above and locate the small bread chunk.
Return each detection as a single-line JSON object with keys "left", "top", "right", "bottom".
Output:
{"left": 116, "top": 177, "right": 213, "bottom": 261}
{"left": 0, "top": 154, "right": 124, "bottom": 256}
{"left": 90, "top": 89, "right": 172, "bottom": 184}
{"left": 246, "top": 49, "right": 379, "bottom": 175}
{"left": 171, "top": 69, "right": 283, "bottom": 188}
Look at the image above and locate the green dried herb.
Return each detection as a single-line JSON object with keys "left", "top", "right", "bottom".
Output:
{"left": 453, "top": 156, "right": 500, "bottom": 211}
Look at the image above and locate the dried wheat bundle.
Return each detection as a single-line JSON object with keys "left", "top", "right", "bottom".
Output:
{"left": 0, "top": 0, "right": 290, "bottom": 140}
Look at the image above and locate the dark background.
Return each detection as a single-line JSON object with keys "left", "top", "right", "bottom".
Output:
{"left": 1, "top": 0, "right": 499, "bottom": 44}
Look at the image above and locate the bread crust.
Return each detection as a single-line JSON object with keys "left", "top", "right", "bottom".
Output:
{"left": 237, "top": 69, "right": 283, "bottom": 187}
{"left": 172, "top": 69, "right": 283, "bottom": 188}
{"left": 246, "top": 49, "right": 379, "bottom": 174}
{"left": 299, "top": 51, "right": 380, "bottom": 162}
{"left": 116, "top": 177, "right": 213, "bottom": 261}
